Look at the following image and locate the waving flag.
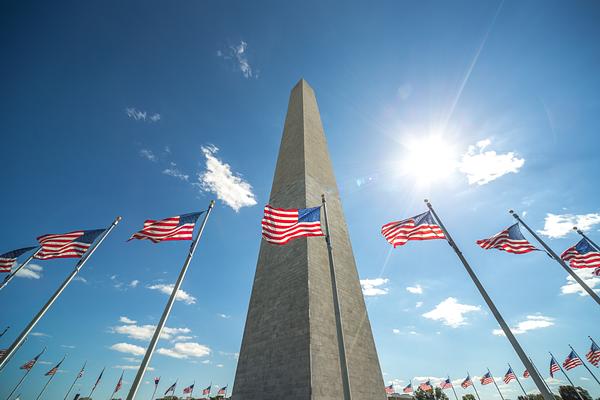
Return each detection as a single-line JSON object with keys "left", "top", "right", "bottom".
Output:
{"left": 45, "top": 359, "right": 64, "bottom": 376}
{"left": 382, "top": 211, "right": 445, "bottom": 247}
{"left": 403, "top": 383, "right": 413, "bottom": 393}
{"left": 523, "top": 369, "right": 530, "bottom": 378}
{"left": 0, "top": 247, "right": 36, "bottom": 273}
{"left": 480, "top": 372, "right": 494, "bottom": 385}
{"left": 586, "top": 340, "right": 600, "bottom": 366}
{"left": 217, "top": 386, "right": 227, "bottom": 395}
{"left": 114, "top": 372, "right": 124, "bottom": 393}
{"left": 440, "top": 377, "right": 453, "bottom": 389}
{"left": 35, "top": 230, "right": 104, "bottom": 260}
{"left": 461, "top": 375, "right": 473, "bottom": 388}
{"left": 20, "top": 350, "right": 44, "bottom": 371}
{"left": 183, "top": 384, "right": 195, "bottom": 394}
{"left": 261, "top": 205, "right": 324, "bottom": 245}
{"left": 129, "top": 212, "right": 203, "bottom": 243}
{"left": 550, "top": 357, "right": 560, "bottom": 378}
{"left": 154, "top": 377, "right": 161, "bottom": 386}
{"left": 202, "top": 385, "right": 211, "bottom": 395}
{"left": 77, "top": 363, "right": 85, "bottom": 378}
{"left": 561, "top": 239, "right": 600, "bottom": 269}
{"left": 563, "top": 350, "right": 583, "bottom": 370}
{"left": 385, "top": 384, "right": 394, "bottom": 394}
{"left": 477, "top": 224, "right": 539, "bottom": 254}
{"left": 91, "top": 368, "right": 104, "bottom": 392}
{"left": 165, "top": 382, "right": 177, "bottom": 395}
{"left": 503, "top": 368, "right": 516, "bottom": 384}
{"left": 419, "top": 380, "right": 433, "bottom": 391}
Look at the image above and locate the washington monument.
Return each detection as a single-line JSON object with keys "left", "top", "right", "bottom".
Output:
{"left": 233, "top": 80, "right": 386, "bottom": 400}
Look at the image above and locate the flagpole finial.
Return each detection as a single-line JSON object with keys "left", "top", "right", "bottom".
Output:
{"left": 116, "top": 216, "right": 123, "bottom": 222}
{"left": 210, "top": 200, "right": 215, "bottom": 207}
{"left": 424, "top": 199, "right": 429, "bottom": 203}
{"left": 508, "top": 209, "right": 514, "bottom": 214}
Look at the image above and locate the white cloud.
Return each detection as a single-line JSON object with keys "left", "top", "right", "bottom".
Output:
{"left": 139, "top": 149, "right": 157, "bottom": 162}
{"left": 30, "top": 332, "right": 50, "bottom": 337}
{"left": 157, "top": 342, "right": 210, "bottom": 359}
{"left": 147, "top": 284, "right": 196, "bottom": 305}
{"left": 415, "top": 301, "right": 423, "bottom": 308}
{"left": 392, "top": 329, "right": 400, "bottom": 334}
{"left": 122, "top": 357, "right": 141, "bottom": 363}
{"left": 172, "top": 335, "right": 194, "bottom": 342}
{"left": 560, "top": 268, "right": 600, "bottom": 296}
{"left": 216, "top": 364, "right": 224, "bottom": 368}
{"left": 126, "top": 107, "right": 160, "bottom": 122}
{"left": 129, "top": 280, "right": 139, "bottom": 288}
{"left": 110, "top": 342, "right": 146, "bottom": 356}
{"left": 422, "top": 297, "right": 481, "bottom": 328}
{"left": 119, "top": 316, "right": 137, "bottom": 325}
{"left": 197, "top": 145, "right": 257, "bottom": 212}
{"left": 492, "top": 315, "right": 554, "bottom": 336}
{"left": 15, "top": 263, "right": 43, "bottom": 279}
{"left": 360, "top": 278, "right": 390, "bottom": 296}
{"left": 537, "top": 213, "right": 600, "bottom": 238}
{"left": 458, "top": 139, "right": 525, "bottom": 185}
{"left": 163, "top": 162, "right": 189, "bottom": 181}
{"left": 217, "top": 41, "right": 256, "bottom": 79}
{"left": 73, "top": 276, "right": 87, "bottom": 283}
{"left": 61, "top": 344, "right": 76, "bottom": 349}
{"left": 114, "top": 365, "right": 154, "bottom": 371}
{"left": 112, "top": 322, "right": 191, "bottom": 341}
{"left": 217, "top": 314, "right": 231, "bottom": 319}
{"left": 406, "top": 284, "right": 423, "bottom": 294}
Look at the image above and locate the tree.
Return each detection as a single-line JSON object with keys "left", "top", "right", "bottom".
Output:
{"left": 434, "top": 387, "right": 449, "bottom": 400}
{"left": 559, "top": 385, "right": 592, "bottom": 400}
{"left": 462, "top": 394, "right": 476, "bottom": 400}
{"left": 414, "top": 388, "right": 448, "bottom": 400}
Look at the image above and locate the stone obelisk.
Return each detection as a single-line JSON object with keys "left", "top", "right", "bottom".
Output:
{"left": 233, "top": 80, "right": 386, "bottom": 400}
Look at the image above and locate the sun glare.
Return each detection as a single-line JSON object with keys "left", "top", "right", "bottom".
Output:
{"left": 401, "top": 135, "right": 457, "bottom": 185}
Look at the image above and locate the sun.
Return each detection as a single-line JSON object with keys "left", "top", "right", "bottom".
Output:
{"left": 400, "top": 135, "right": 458, "bottom": 185}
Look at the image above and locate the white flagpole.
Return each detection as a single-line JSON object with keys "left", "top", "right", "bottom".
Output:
{"left": 550, "top": 352, "right": 585, "bottom": 400}
{"left": 468, "top": 372, "right": 481, "bottom": 400}
{"left": 63, "top": 361, "right": 85, "bottom": 400}
{"left": 574, "top": 227, "right": 600, "bottom": 252}
{"left": 0, "top": 217, "right": 121, "bottom": 371}
{"left": 487, "top": 368, "right": 505, "bottom": 400}
{"left": 34, "top": 355, "right": 66, "bottom": 400}
{"left": 508, "top": 363, "right": 528, "bottom": 396}
{"left": 0, "top": 248, "right": 41, "bottom": 291}
{"left": 6, "top": 347, "right": 46, "bottom": 400}
{"left": 126, "top": 202, "right": 215, "bottom": 400}
{"left": 568, "top": 345, "right": 600, "bottom": 386}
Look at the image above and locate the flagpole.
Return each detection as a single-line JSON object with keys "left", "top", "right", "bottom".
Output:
{"left": 6, "top": 347, "right": 46, "bottom": 400}
{"left": 64, "top": 361, "right": 86, "bottom": 400}
{"left": 321, "top": 194, "right": 352, "bottom": 400}
{"left": 109, "top": 371, "right": 124, "bottom": 400}
{"left": 35, "top": 355, "right": 66, "bottom": 400}
{"left": 509, "top": 211, "right": 600, "bottom": 305}
{"left": 89, "top": 367, "right": 105, "bottom": 399}
{"left": 468, "top": 372, "right": 481, "bottom": 400}
{"left": 0, "top": 217, "right": 121, "bottom": 371}
{"left": 425, "top": 200, "right": 554, "bottom": 400}
{"left": 0, "top": 326, "right": 8, "bottom": 337}
{"left": 486, "top": 369, "right": 505, "bottom": 400}
{"left": 0, "top": 338, "right": 27, "bottom": 373}
{"left": 0, "top": 248, "right": 41, "bottom": 291}
{"left": 569, "top": 345, "right": 600, "bottom": 386}
{"left": 574, "top": 227, "right": 600, "bottom": 252}
{"left": 550, "top": 352, "right": 585, "bottom": 400}
{"left": 126, "top": 202, "right": 215, "bottom": 400}
{"left": 150, "top": 377, "right": 159, "bottom": 400}
{"left": 448, "top": 375, "right": 459, "bottom": 400}
{"left": 508, "top": 363, "right": 528, "bottom": 396}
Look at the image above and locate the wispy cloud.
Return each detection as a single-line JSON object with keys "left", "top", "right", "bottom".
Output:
{"left": 537, "top": 213, "right": 600, "bottom": 238}
{"left": 73, "top": 276, "right": 87, "bottom": 284}
{"left": 31, "top": 332, "right": 50, "bottom": 337}
{"left": 492, "top": 315, "right": 554, "bottom": 336}
{"left": 197, "top": 145, "right": 257, "bottom": 212}
{"left": 560, "top": 268, "right": 600, "bottom": 296}
{"left": 114, "top": 364, "right": 154, "bottom": 371}
{"left": 139, "top": 149, "right": 157, "bottom": 162}
{"left": 126, "top": 107, "right": 160, "bottom": 122}
{"left": 147, "top": 284, "right": 196, "bottom": 305}
{"left": 129, "top": 280, "right": 139, "bottom": 288}
{"left": 15, "top": 263, "right": 43, "bottom": 279}
{"left": 406, "top": 284, "right": 423, "bottom": 294}
{"left": 360, "top": 278, "right": 390, "bottom": 297}
{"left": 422, "top": 297, "right": 481, "bottom": 328}
{"left": 110, "top": 342, "right": 146, "bottom": 356}
{"left": 119, "top": 316, "right": 137, "bottom": 325}
{"left": 112, "top": 317, "right": 191, "bottom": 341}
{"left": 162, "top": 162, "right": 189, "bottom": 181}
{"left": 217, "top": 41, "right": 257, "bottom": 79}
{"left": 217, "top": 313, "right": 231, "bottom": 319}
{"left": 458, "top": 139, "right": 525, "bottom": 185}
{"left": 157, "top": 342, "right": 211, "bottom": 359}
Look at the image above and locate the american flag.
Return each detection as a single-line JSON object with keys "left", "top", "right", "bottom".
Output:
{"left": 503, "top": 368, "right": 516, "bottom": 384}
{"left": 0, "top": 247, "right": 36, "bottom": 273}
{"left": 563, "top": 350, "right": 583, "bottom": 370}
{"left": 419, "top": 380, "right": 433, "bottom": 391}
{"left": 183, "top": 384, "right": 195, "bottom": 394}
{"left": 91, "top": 367, "right": 104, "bottom": 392}
{"left": 77, "top": 363, "right": 85, "bottom": 378}
{"left": 385, "top": 384, "right": 394, "bottom": 394}
{"left": 165, "top": 382, "right": 177, "bottom": 395}
{"left": 586, "top": 340, "right": 600, "bottom": 366}
{"left": 381, "top": 211, "right": 445, "bottom": 247}
{"left": 154, "top": 377, "right": 161, "bottom": 386}
{"left": 560, "top": 239, "right": 600, "bottom": 269}
{"left": 261, "top": 205, "right": 324, "bottom": 245}
{"left": 45, "top": 359, "right": 64, "bottom": 376}
{"left": 523, "top": 369, "right": 530, "bottom": 378}
{"left": 35, "top": 230, "right": 104, "bottom": 260}
{"left": 550, "top": 357, "right": 560, "bottom": 378}
{"left": 480, "top": 372, "right": 494, "bottom": 385}
{"left": 217, "top": 386, "right": 227, "bottom": 395}
{"left": 202, "top": 385, "right": 211, "bottom": 395}
{"left": 403, "top": 383, "right": 413, "bottom": 393}
{"left": 476, "top": 224, "right": 539, "bottom": 254}
{"left": 439, "top": 378, "right": 453, "bottom": 389}
{"left": 129, "top": 212, "right": 203, "bottom": 243}
{"left": 20, "top": 350, "right": 44, "bottom": 371}
{"left": 114, "top": 372, "right": 123, "bottom": 393}
{"left": 461, "top": 375, "right": 473, "bottom": 388}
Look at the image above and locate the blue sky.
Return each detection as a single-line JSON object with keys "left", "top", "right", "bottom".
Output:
{"left": 1, "top": 1, "right": 600, "bottom": 399}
